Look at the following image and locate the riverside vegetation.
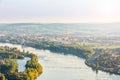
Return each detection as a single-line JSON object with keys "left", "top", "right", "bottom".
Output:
{"left": 26, "top": 41, "right": 94, "bottom": 59}
{"left": 25, "top": 41, "right": 120, "bottom": 75}
{"left": 0, "top": 46, "right": 42, "bottom": 80}
{"left": 85, "top": 48, "right": 120, "bottom": 75}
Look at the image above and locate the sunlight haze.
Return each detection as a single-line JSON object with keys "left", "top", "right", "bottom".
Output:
{"left": 0, "top": 0, "right": 120, "bottom": 23}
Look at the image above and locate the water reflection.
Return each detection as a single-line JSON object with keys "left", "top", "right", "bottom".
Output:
{"left": 17, "top": 57, "right": 30, "bottom": 72}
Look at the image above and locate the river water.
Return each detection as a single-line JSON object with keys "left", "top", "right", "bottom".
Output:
{"left": 0, "top": 43, "right": 120, "bottom": 80}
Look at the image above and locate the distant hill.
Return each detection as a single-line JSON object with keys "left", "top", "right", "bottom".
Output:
{"left": 0, "top": 23, "right": 120, "bottom": 36}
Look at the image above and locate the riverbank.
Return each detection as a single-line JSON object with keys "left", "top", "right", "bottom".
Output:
{"left": 85, "top": 49, "right": 120, "bottom": 75}
{"left": 25, "top": 41, "right": 94, "bottom": 59}
{"left": 85, "top": 60, "right": 120, "bottom": 75}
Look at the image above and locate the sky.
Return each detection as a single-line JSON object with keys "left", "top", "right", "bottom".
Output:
{"left": 0, "top": 0, "right": 120, "bottom": 23}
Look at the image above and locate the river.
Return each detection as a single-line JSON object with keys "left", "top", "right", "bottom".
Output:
{"left": 0, "top": 43, "right": 120, "bottom": 80}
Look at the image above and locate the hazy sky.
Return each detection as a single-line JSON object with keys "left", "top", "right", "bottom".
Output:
{"left": 0, "top": 0, "right": 120, "bottom": 23}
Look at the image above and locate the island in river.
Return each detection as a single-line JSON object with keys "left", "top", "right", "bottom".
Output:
{"left": 0, "top": 46, "right": 42, "bottom": 80}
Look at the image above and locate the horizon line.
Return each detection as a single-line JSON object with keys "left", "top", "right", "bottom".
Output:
{"left": 0, "top": 17, "right": 120, "bottom": 24}
{"left": 0, "top": 21, "right": 120, "bottom": 24}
